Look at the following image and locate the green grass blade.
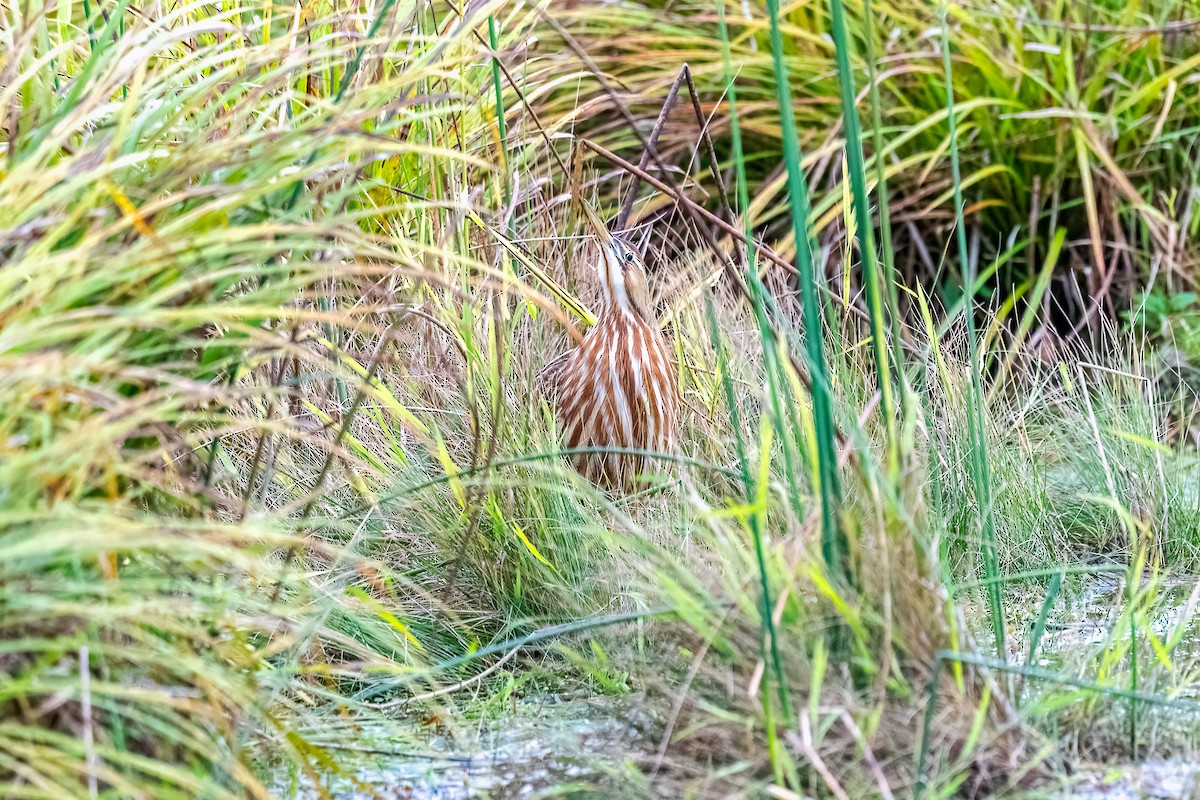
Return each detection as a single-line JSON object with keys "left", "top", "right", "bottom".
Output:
{"left": 829, "top": 0, "right": 898, "bottom": 475}
{"left": 765, "top": 0, "right": 847, "bottom": 584}
{"left": 705, "top": 292, "right": 794, "bottom": 777}
{"left": 717, "top": 0, "right": 802, "bottom": 752}
{"left": 939, "top": 1, "right": 1006, "bottom": 661}
{"left": 859, "top": 0, "right": 910, "bottom": 407}
{"left": 488, "top": 14, "right": 508, "bottom": 152}
{"left": 1022, "top": 569, "right": 1063, "bottom": 699}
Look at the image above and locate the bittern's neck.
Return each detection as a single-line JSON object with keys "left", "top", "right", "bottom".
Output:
{"left": 601, "top": 279, "right": 656, "bottom": 327}
{"left": 597, "top": 249, "right": 634, "bottom": 319}
{"left": 596, "top": 239, "right": 656, "bottom": 322}
{"left": 599, "top": 287, "right": 634, "bottom": 319}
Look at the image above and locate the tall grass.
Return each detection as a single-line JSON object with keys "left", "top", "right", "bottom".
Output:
{"left": 713, "top": 3, "right": 801, "bottom": 782}
{"left": 0, "top": 2, "right": 529, "bottom": 794}
{"left": 2, "top": 0, "right": 1198, "bottom": 798}
{"left": 553, "top": 0, "right": 1198, "bottom": 337}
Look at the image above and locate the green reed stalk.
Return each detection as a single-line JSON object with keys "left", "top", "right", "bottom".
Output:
{"left": 859, "top": 0, "right": 909, "bottom": 402}
{"left": 765, "top": 0, "right": 848, "bottom": 583}
{"left": 716, "top": 3, "right": 802, "bottom": 511}
{"left": 939, "top": 2, "right": 1006, "bottom": 659}
{"left": 488, "top": 12, "right": 522, "bottom": 285}
{"left": 715, "top": 6, "right": 799, "bottom": 777}
{"left": 706, "top": 295, "right": 792, "bottom": 783}
{"left": 828, "top": 0, "right": 898, "bottom": 474}
{"left": 488, "top": 14, "right": 507, "bottom": 151}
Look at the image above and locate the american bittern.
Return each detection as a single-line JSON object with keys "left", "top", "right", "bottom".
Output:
{"left": 541, "top": 206, "right": 680, "bottom": 486}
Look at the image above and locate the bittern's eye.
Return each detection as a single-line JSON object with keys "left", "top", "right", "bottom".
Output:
{"left": 624, "top": 252, "right": 635, "bottom": 264}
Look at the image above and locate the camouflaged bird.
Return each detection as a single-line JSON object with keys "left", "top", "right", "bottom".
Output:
{"left": 540, "top": 210, "right": 680, "bottom": 487}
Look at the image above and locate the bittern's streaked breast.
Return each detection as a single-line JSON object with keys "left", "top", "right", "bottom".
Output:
{"left": 548, "top": 230, "right": 680, "bottom": 486}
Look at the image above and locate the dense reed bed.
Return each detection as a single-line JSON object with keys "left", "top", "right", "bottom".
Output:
{"left": 2, "top": 0, "right": 1198, "bottom": 797}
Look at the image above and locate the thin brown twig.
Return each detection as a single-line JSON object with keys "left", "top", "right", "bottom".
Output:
{"left": 621, "top": 63, "right": 734, "bottom": 232}
{"left": 617, "top": 65, "right": 686, "bottom": 228}
{"left": 583, "top": 137, "right": 797, "bottom": 275}
{"left": 239, "top": 327, "right": 301, "bottom": 521}
{"left": 540, "top": 8, "right": 747, "bottom": 296}
{"left": 681, "top": 63, "right": 733, "bottom": 225}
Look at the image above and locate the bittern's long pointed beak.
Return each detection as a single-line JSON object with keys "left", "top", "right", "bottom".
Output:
{"left": 577, "top": 199, "right": 614, "bottom": 246}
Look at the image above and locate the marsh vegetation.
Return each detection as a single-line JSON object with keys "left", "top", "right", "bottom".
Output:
{"left": 3, "top": 0, "right": 1200, "bottom": 797}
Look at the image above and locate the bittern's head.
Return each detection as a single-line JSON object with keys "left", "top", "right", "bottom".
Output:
{"left": 596, "top": 233, "right": 654, "bottom": 321}
{"left": 576, "top": 199, "right": 654, "bottom": 321}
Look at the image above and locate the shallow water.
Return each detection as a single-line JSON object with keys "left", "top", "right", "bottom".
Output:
{"left": 283, "top": 693, "right": 653, "bottom": 799}
{"left": 284, "top": 574, "right": 1200, "bottom": 799}
{"left": 1001, "top": 573, "right": 1200, "bottom": 797}
{"left": 1010, "top": 573, "right": 1200, "bottom": 669}
{"left": 1062, "top": 759, "right": 1200, "bottom": 799}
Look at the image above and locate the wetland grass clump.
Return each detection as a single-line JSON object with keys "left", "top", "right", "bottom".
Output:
{"left": 2, "top": 0, "right": 1199, "bottom": 798}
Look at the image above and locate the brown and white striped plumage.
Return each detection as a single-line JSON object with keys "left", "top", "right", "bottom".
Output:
{"left": 549, "top": 234, "right": 680, "bottom": 486}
